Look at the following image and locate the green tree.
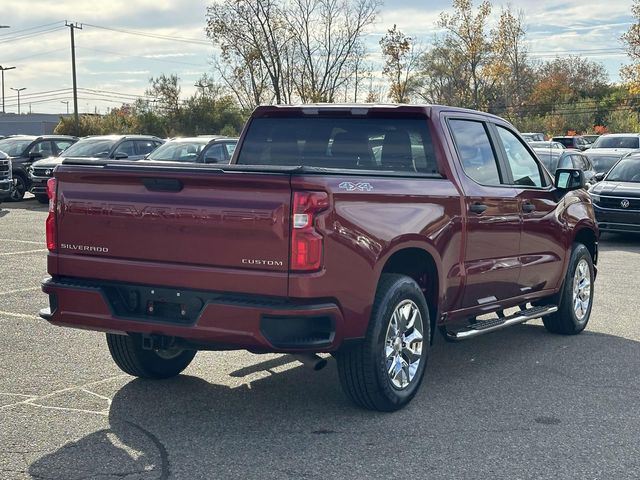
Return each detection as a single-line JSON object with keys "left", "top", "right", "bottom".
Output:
{"left": 437, "top": 0, "right": 492, "bottom": 109}
{"left": 621, "top": 0, "right": 640, "bottom": 94}
{"left": 380, "top": 25, "right": 420, "bottom": 103}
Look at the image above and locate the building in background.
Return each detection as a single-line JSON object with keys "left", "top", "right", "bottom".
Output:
{"left": 0, "top": 113, "right": 66, "bottom": 136}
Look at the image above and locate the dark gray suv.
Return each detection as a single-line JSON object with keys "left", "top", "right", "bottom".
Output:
{"left": 0, "top": 135, "right": 78, "bottom": 201}
{"left": 29, "top": 134, "right": 163, "bottom": 203}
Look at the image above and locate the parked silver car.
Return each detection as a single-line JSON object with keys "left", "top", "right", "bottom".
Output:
{"left": 584, "top": 133, "right": 640, "bottom": 173}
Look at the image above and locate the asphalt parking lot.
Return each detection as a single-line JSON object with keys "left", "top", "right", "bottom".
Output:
{"left": 1, "top": 196, "right": 639, "bottom": 480}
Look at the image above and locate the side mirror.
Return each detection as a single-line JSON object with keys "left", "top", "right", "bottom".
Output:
{"left": 593, "top": 172, "right": 605, "bottom": 182}
{"left": 113, "top": 152, "right": 128, "bottom": 160}
{"left": 555, "top": 168, "right": 585, "bottom": 191}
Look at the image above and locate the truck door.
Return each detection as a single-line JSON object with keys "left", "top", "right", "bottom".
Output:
{"left": 492, "top": 125, "right": 565, "bottom": 295}
{"left": 447, "top": 118, "right": 522, "bottom": 310}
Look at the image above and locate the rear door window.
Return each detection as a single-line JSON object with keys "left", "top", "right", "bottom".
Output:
{"left": 114, "top": 141, "right": 135, "bottom": 157}
{"left": 135, "top": 140, "right": 158, "bottom": 156}
{"left": 449, "top": 119, "right": 502, "bottom": 186}
{"left": 53, "top": 140, "right": 74, "bottom": 154}
{"left": 203, "top": 144, "right": 227, "bottom": 163}
{"left": 30, "top": 141, "right": 55, "bottom": 157}
{"left": 236, "top": 117, "right": 438, "bottom": 174}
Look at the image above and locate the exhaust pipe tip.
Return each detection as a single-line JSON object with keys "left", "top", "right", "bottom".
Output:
{"left": 292, "top": 353, "right": 328, "bottom": 371}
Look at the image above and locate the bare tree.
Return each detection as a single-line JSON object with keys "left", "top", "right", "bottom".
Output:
{"left": 287, "top": 0, "right": 381, "bottom": 102}
{"left": 212, "top": 56, "right": 274, "bottom": 110}
{"left": 207, "top": 0, "right": 380, "bottom": 106}
{"left": 206, "top": 0, "right": 293, "bottom": 105}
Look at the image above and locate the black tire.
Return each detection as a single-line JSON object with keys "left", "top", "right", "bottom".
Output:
{"left": 106, "top": 333, "right": 196, "bottom": 379}
{"left": 336, "top": 274, "right": 430, "bottom": 411}
{"left": 35, "top": 194, "right": 49, "bottom": 204}
{"left": 9, "top": 174, "right": 27, "bottom": 202}
{"left": 543, "top": 243, "right": 594, "bottom": 335}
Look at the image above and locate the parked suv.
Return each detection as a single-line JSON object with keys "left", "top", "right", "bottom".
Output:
{"left": 144, "top": 136, "right": 237, "bottom": 164}
{"left": 0, "top": 135, "right": 78, "bottom": 201}
{"left": 0, "top": 152, "right": 12, "bottom": 203}
{"left": 552, "top": 136, "right": 590, "bottom": 151}
{"left": 29, "top": 134, "right": 163, "bottom": 203}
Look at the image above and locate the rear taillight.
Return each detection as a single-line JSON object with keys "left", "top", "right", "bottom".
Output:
{"left": 291, "top": 191, "right": 329, "bottom": 271}
{"left": 46, "top": 178, "right": 57, "bottom": 251}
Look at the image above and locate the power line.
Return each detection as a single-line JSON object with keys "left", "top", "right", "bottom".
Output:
{"left": 82, "top": 22, "right": 211, "bottom": 46}
{"left": 0, "top": 26, "right": 66, "bottom": 45}
{"left": 0, "top": 21, "right": 64, "bottom": 37}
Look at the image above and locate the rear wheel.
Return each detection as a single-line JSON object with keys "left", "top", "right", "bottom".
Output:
{"left": 336, "top": 274, "right": 430, "bottom": 411}
{"left": 542, "top": 243, "right": 594, "bottom": 335}
{"left": 106, "top": 333, "right": 196, "bottom": 379}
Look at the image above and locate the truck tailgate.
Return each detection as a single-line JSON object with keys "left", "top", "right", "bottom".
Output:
{"left": 53, "top": 164, "right": 291, "bottom": 295}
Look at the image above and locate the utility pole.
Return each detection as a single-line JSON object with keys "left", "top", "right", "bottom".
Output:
{"left": 0, "top": 66, "right": 16, "bottom": 114}
{"left": 61, "top": 100, "right": 69, "bottom": 114}
{"left": 65, "top": 21, "right": 82, "bottom": 133}
{"left": 10, "top": 87, "right": 26, "bottom": 114}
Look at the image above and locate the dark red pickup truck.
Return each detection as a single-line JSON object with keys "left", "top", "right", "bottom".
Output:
{"left": 41, "top": 105, "right": 598, "bottom": 411}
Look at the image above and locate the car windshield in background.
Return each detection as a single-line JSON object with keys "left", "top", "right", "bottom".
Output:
{"left": 606, "top": 158, "right": 640, "bottom": 182}
{"left": 530, "top": 141, "right": 562, "bottom": 149}
{"left": 236, "top": 117, "right": 438, "bottom": 174}
{"left": 0, "top": 138, "right": 33, "bottom": 156}
{"left": 61, "top": 139, "right": 116, "bottom": 158}
{"left": 592, "top": 137, "right": 640, "bottom": 149}
{"left": 147, "top": 140, "right": 209, "bottom": 162}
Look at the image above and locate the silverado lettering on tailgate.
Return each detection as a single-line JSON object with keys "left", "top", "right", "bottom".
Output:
{"left": 63, "top": 201, "right": 277, "bottom": 225}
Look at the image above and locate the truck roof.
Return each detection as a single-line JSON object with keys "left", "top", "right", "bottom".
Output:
{"left": 252, "top": 103, "right": 507, "bottom": 123}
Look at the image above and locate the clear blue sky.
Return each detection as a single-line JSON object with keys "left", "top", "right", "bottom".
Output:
{"left": 0, "top": 0, "right": 634, "bottom": 114}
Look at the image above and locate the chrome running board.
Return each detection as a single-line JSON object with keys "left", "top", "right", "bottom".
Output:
{"left": 446, "top": 305, "right": 558, "bottom": 341}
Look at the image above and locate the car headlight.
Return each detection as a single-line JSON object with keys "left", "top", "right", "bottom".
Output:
{"left": 28, "top": 166, "right": 33, "bottom": 174}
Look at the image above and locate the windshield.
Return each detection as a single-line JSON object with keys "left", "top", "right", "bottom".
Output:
{"left": 592, "top": 136, "right": 639, "bottom": 149}
{"left": 0, "top": 138, "right": 33, "bottom": 156}
{"left": 236, "top": 117, "right": 438, "bottom": 174}
{"left": 606, "top": 158, "right": 640, "bottom": 182}
{"left": 147, "top": 140, "right": 209, "bottom": 162}
{"left": 61, "top": 139, "right": 116, "bottom": 158}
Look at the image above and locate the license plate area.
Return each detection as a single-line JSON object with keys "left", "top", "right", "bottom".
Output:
{"left": 102, "top": 285, "right": 204, "bottom": 325}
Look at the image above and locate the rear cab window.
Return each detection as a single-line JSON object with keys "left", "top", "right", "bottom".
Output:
{"left": 236, "top": 116, "right": 439, "bottom": 175}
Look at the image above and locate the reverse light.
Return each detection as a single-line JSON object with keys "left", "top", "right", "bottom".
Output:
{"left": 46, "top": 178, "right": 57, "bottom": 251}
{"left": 291, "top": 191, "right": 329, "bottom": 271}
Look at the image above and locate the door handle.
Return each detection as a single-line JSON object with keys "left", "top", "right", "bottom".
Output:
{"left": 142, "top": 178, "right": 183, "bottom": 192}
{"left": 469, "top": 202, "right": 488, "bottom": 214}
{"left": 522, "top": 202, "right": 535, "bottom": 213}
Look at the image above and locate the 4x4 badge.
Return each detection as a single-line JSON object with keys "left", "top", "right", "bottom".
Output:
{"left": 338, "top": 181, "right": 373, "bottom": 192}
{"left": 621, "top": 199, "right": 630, "bottom": 208}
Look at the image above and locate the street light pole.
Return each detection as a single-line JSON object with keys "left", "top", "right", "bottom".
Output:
{"left": 10, "top": 87, "right": 26, "bottom": 114}
{"left": 0, "top": 66, "right": 16, "bottom": 114}
{"left": 61, "top": 100, "right": 69, "bottom": 114}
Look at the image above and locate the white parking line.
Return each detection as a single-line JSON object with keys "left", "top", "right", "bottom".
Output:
{"left": 0, "top": 375, "right": 127, "bottom": 412}
{"left": 0, "top": 249, "right": 47, "bottom": 256}
{"left": 0, "top": 239, "right": 43, "bottom": 245}
{"left": 0, "top": 311, "right": 40, "bottom": 320}
{"left": 0, "top": 286, "right": 40, "bottom": 296}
